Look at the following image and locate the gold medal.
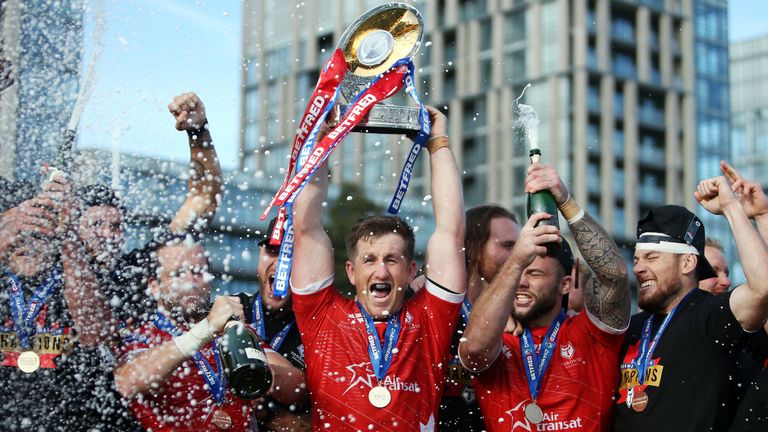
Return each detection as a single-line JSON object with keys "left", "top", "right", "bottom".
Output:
{"left": 17, "top": 351, "right": 40, "bottom": 374}
{"left": 210, "top": 409, "right": 232, "bottom": 429}
{"left": 524, "top": 402, "right": 544, "bottom": 424}
{"left": 368, "top": 385, "right": 391, "bottom": 408}
{"left": 631, "top": 389, "right": 649, "bottom": 413}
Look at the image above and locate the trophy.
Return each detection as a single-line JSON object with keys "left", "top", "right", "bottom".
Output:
{"left": 334, "top": 3, "right": 425, "bottom": 134}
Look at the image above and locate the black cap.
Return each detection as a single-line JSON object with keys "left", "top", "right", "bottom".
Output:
{"left": 636, "top": 205, "right": 716, "bottom": 280}
{"left": 258, "top": 217, "right": 279, "bottom": 247}
{"left": 549, "top": 237, "right": 574, "bottom": 275}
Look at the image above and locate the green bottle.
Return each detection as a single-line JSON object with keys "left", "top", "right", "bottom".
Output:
{"left": 218, "top": 321, "right": 273, "bottom": 399}
{"left": 526, "top": 149, "right": 560, "bottom": 229}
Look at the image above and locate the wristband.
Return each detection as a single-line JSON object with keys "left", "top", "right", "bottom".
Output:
{"left": 427, "top": 135, "right": 450, "bottom": 155}
{"left": 559, "top": 194, "right": 584, "bottom": 223}
{"left": 187, "top": 122, "right": 209, "bottom": 139}
{"left": 172, "top": 318, "right": 214, "bottom": 357}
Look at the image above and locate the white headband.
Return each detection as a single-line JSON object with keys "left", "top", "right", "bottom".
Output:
{"left": 635, "top": 232, "right": 700, "bottom": 255}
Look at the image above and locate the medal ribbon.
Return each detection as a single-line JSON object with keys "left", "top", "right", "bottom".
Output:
{"left": 261, "top": 49, "right": 347, "bottom": 221}
{"left": 387, "top": 61, "right": 430, "bottom": 214}
{"left": 153, "top": 312, "right": 226, "bottom": 404}
{"left": 356, "top": 302, "right": 402, "bottom": 382}
{"left": 460, "top": 297, "right": 472, "bottom": 325}
{"left": 6, "top": 269, "right": 60, "bottom": 350}
{"left": 520, "top": 311, "right": 566, "bottom": 402}
{"left": 265, "top": 58, "right": 408, "bottom": 212}
{"left": 632, "top": 289, "right": 696, "bottom": 385}
{"left": 251, "top": 294, "right": 295, "bottom": 351}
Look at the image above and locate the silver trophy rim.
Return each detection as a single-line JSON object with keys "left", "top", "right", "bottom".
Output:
{"left": 337, "top": 2, "right": 424, "bottom": 72}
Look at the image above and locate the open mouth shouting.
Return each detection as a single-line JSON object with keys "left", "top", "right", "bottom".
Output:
{"left": 369, "top": 282, "right": 393, "bottom": 304}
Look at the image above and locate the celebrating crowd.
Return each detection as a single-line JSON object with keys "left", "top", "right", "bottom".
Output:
{"left": 0, "top": 87, "right": 767, "bottom": 432}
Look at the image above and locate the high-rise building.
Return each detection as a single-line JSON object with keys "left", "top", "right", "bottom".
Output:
{"left": 0, "top": 0, "right": 84, "bottom": 180}
{"left": 731, "top": 34, "right": 768, "bottom": 188}
{"left": 692, "top": 0, "right": 732, "bottom": 268}
{"left": 729, "top": 33, "right": 768, "bottom": 283}
{"left": 240, "top": 0, "right": 733, "bottom": 279}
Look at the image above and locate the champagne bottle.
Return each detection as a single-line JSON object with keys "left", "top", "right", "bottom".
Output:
{"left": 218, "top": 320, "right": 273, "bottom": 399}
{"left": 526, "top": 149, "right": 560, "bottom": 230}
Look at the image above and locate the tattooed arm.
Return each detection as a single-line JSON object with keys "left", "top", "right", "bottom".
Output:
{"left": 167, "top": 92, "right": 223, "bottom": 232}
{"left": 526, "top": 163, "right": 631, "bottom": 331}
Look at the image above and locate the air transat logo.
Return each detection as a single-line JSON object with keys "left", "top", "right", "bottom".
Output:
{"left": 507, "top": 400, "right": 534, "bottom": 431}
{"left": 342, "top": 362, "right": 375, "bottom": 395}
{"left": 506, "top": 401, "right": 584, "bottom": 431}
{"left": 340, "top": 361, "right": 422, "bottom": 395}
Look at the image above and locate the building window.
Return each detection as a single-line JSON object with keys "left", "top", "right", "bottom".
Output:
{"left": 504, "top": 11, "right": 526, "bottom": 45}
{"left": 504, "top": 49, "right": 526, "bottom": 83}
{"left": 459, "top": 0, "right": 486, "bottom": 21}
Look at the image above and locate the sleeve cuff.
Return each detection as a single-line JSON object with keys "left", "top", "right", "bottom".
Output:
{"left": 425, "top": 278, "right": 465, "bottom": 304}
{"left": 291, "top": 274, "right": 334, "bottom": 296}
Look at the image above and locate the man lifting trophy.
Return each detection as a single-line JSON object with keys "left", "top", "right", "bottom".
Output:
{"left": 262, "top": 2, "right": 431, "bottom": 298}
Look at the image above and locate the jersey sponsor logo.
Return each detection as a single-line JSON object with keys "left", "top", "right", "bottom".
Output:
{"left": 502, "top": 344, "right": 513, "bottom": 359}
{"left": 506, "top": 401, "right": 584, "bottom": 431}
{"left": 560, "top": 342, "right": 574, "bottom": 359}
{"left": 619, "top": 365, "right": 664, "bottom": 389}
{"left": 420, "top": 414, "right": 435, "bottom": 431}
{"left": 341, "top": 362, "right": 375, "bottom": 394}
{"left": 340, "top": 361, "right": 421, "bottom": 395}
{"left": 348, "top": 312, "right": 365, "bottom": 324}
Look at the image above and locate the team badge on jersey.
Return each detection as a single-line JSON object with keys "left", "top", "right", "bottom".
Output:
{"left": 560, "top": 342, "right": 575, "bottom": 359}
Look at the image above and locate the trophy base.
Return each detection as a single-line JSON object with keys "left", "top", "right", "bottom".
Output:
{"left": 334, "top": 104, "right": 421, "bottom": 135}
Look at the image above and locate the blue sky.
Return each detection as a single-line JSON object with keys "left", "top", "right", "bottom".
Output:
{"left": 77, "top": 0, "right": 768, "bottom": 171}
{"left": 78, "top": 0, "right": 242, "bottom": 169}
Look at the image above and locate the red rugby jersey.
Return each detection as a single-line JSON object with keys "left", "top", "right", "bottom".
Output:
{"left": 292, "top": 277, "right": 463, "bottom": 431}
{"left": 118, "top": 321, "right": 252, "bottom": 432}
{"left": 470, "top": 311, "right": 624, "bottom": 432}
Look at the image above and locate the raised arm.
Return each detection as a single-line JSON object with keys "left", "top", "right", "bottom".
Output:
{"left": 525, "top": 162, "right": 631, "bottom": 330}
{"left": 721, "top": 161, "right": 768, "bottom": 244}
{"left": 423, "top": 106, "right": 465, "bottom": 293}
{"left": 167, "top": 92, "right": 222, "bottom": 232}
{"left": 696, "top": 175, "right": 768, "bottom": 331}
{"left": 290, "top": 133, "right": 334, "bottom": 289}
{"left": 459, "top": 213, "right": 560, "bottom": 372}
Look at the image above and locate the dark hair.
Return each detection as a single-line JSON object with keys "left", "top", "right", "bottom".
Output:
{"left": 77, "top": 184, "right": 124, "bottom": 212}
{"left": 465, "top": 205, "right": 518, "bottom": 275}
{"left": 345, "top": 215, "right": 415, "bottom": 262}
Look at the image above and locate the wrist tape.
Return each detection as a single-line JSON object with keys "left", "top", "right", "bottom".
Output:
{"left": 173, "top": 318, "right": 214, "bottom": 357}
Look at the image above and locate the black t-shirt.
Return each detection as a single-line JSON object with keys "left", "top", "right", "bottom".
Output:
{"left": 238, "top": 292, "right": 309, "bottom": 426}
{"left": 613, "top": 289, "right": 748, "bottom": 432}
{"left": 238, "top": 293, "right": 304, "bottom": 370}
{"left": 731, "top": 367, "right": 768, "bottom": 431}
{"left": 0, "top": 270, "right": 140, "bottom": 431}
{"left": 438, "top": 313, "right": 486, "bottom": 432}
